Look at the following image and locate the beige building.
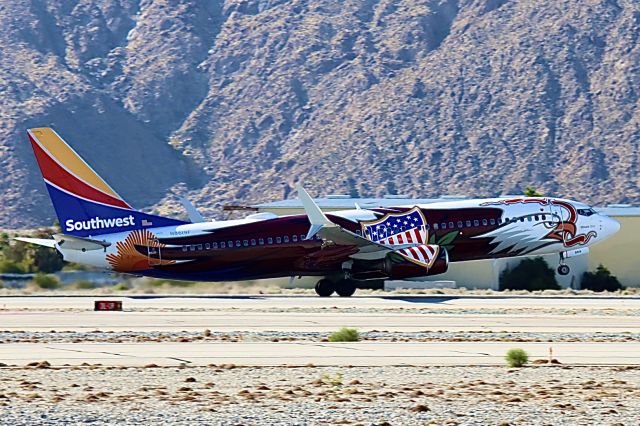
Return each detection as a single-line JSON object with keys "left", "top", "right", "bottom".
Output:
{"left": 254, "top": 197, "right": 639, "bottom": 289}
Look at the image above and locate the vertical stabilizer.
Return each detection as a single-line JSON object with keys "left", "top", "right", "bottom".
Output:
{"left": 27, "top": 127, "right": 187, "bottom": 236}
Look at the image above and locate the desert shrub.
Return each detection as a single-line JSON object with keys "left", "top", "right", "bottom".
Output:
{"left": 29, "top": 245, "right": 64, "bottom": 273}
{"left": 62, "top": 263, "right": 94, "bottom": 271}
{"left": 31, "top": 274, "right": 60, "bottom": 290}
{"left": 500, "top": 258, "right": 560, "bottom": 291}
{"left": 153, "top": 279, "right": 196, "bottom": 287}
{"left": 0, "top": 233, "right": 63, "bottom": 274}
{"left": 581, "top": 265, "right": 623, "bottom": 292}
{"left": 523, "top": 186, "right": 543, "bottom": 197}
{"left": 328, "top": 327, "right": 360, "bottom": 342}
{"left": 505, "top": 348, "right": 529, "bottom": 368}
{"left": 70, "top": 280, "right": 96, "bottom": 290}
{"left": 112, "top": 283, "right": 130, "bottom": 291}
{"left": 0, "top": 259, "right": 27, "bottom": 274}
{"left": 320, "top": 372, "right": 343, "bottom": 386}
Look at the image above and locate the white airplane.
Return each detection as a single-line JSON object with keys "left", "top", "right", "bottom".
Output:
{"left": 17, "top": 127, "right": 620, "bottom": 296}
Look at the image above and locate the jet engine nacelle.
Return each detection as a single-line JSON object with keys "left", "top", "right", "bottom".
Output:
{"left": 351, "top": 246, "right": 449, "bottom": 280}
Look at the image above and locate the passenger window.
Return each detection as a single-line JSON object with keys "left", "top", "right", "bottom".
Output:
{"left": 520, "top": 217, "right": 525, "bottom": 222}
{"left": 490, "top": 218, "right": 495, "bottom": 225}
{"left": 534, "top": 215, "right": 539, "bottom": 221}
{"left": 441, "top": 223, "right": 447, "bottom": 229}
{"left": 447, "top": 221, "right": 453, "bottom": 229}
{"left": 259, "top": 238, "right": 264, "bottom": 245}
{"left": 236, "top": 240, "right": 241, "bottom": 247}
{"left": 220, "top": 242, "right": 226, "bottom": 248}
{"left": 276, "top": 237, "right": 282, "bottom": 243}
{"left": 473, "top": 220, "right": 479, "bottom": 227}
{"left": 292, "top": 235, "right": 298, "bottom": 242}
{"left": 541, "top": 214, "right": 547, "bottom": 221}
{"left": 504, "top": 218, "right": 509, "bottom": 223}
{"left": 268, "top": 237, "right": 273, "bottom": 244}
{"left": 482, "top": 219, "right": 488, "bottom": 226}
{"left": 205, "top": 243, "right": 211, "bottom": 250}
{"left": 457, "top": 221, "right": 463, "bottom": 228}
{"left": 433, "top": 223, "right": 439, "bottom": 230}
{"left": 425, "top": 224, "right": 430, "bottom": 230}
{"left": 213, "top": 242, "right": 218, "bottom": 249}
{"left": 197, "top": 244, "right": 203, "bottom": 251}
{"left": 228, "top": 241, "right": 233, "bottom": 247}
{"left": 527, "top": 216, "right": 532, "bottom": 222}
{"left": 243, "top": 240, "right": 248, "bottom": 247}
{"left": 284, "top": 236, "right": 289, "bottom": 243}
{"left": 182, "top": 246, "right": 188, "bottom": 252}
{"left": 497, "top": 218, "right": 502, "bottom": 224}
{"left": 251, "top": 239, "right": 256, "bottom": 246}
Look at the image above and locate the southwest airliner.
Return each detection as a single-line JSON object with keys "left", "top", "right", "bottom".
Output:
{"left": 18, "top": 128, "right": 620, "bottom": 296}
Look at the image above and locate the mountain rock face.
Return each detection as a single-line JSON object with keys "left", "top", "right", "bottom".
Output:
{"left": 1, "top": 0, "right": 639, "bottom": 228}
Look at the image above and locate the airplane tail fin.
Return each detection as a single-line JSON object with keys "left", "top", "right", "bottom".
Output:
{"left": 27, "top": 127, "right": 187, "bottom": 237}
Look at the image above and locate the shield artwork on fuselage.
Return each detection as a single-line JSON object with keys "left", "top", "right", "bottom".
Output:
{"left": 360, "top": 207, "right": 428, "bottom": 246}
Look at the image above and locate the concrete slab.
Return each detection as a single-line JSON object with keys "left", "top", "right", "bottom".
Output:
{"left": 0, "top": 311, "right": 639, "bottom": 333}
{"left": 1, "top": 342, "right": 639, "bottom": 367}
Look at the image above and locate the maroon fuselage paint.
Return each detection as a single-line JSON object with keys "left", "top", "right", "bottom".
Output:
{"left": 135, "top": 207, "right": 512, "bottom": 281}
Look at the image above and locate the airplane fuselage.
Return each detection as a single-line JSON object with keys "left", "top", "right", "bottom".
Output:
{"left": 59, "top": 196, "right": 619, "bottom": 282}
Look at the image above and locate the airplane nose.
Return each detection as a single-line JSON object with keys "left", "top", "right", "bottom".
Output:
{"left": 602, "top": 216, "right": 620, "bottom": 238}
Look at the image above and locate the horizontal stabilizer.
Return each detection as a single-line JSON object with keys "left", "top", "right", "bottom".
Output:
{"left": 53, "top": 234, "right": 111, "bottom": 251}
{"left": 13, "top": 237, "right": 57, "bottom": 248}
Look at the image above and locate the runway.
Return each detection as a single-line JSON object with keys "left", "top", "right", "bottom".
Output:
{"left": 1, "top": 296, "right": 638, "bottom": 367}
{"left": 1, "top": 295, "right": 639, "bottom": 333}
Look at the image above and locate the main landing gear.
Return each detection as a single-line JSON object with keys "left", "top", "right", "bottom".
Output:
{"left": 314, "top": 278, "right": 357, "bottom": 297}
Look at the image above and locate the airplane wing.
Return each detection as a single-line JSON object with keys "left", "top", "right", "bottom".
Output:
{"left": 297, "top": 184, "right": 393, "bottom": 260}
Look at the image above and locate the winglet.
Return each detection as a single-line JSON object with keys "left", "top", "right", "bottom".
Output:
{"left": 296, "top": 184, "right": 335, "bottom": 240}
{"left": 179, "top": 196, "right": 206, "bottom": 223}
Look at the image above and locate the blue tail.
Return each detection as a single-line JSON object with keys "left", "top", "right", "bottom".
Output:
{"left": 28, "top": 127, "right": 188, "bottom": 237}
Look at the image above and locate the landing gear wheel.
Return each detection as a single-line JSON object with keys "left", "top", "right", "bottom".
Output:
{"left": 315, "top": 279, "right": 335, "bottom": 297}
{"left": 557, "top": 264, "right": 570, "bottom": 276}
{"left": 335, "top": 279, "right": 357, "bottom": 297}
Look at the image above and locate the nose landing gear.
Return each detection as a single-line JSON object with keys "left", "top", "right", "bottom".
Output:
{"left": 557, "top": 264, "right": 570, "bottom": 276}
{"left": 557, "top": 252, "right": 571, "bottom": 276}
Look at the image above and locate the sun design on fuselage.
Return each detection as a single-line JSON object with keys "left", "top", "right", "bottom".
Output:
{"left": 106, "top": 229, "right": 175, "bottom": 272}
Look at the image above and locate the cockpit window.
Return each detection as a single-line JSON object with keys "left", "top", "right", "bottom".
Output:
{"left": 577, "top": 208, "right": 596, "bottom": 217}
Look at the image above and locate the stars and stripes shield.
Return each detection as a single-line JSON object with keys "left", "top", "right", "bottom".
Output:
{"left": 396, "top": 244, "right": 440, "bottom": 268}
{"left": 361, "top": 207, "right": 428, "bottom": 246}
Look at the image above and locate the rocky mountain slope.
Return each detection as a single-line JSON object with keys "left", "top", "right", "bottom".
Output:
{"left": 1, "top": 0, "right": 639, "bottom": 228}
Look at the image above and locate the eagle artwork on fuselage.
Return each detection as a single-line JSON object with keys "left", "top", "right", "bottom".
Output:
{"left": 17, "top": 128, "right": 621, "bottom": 297}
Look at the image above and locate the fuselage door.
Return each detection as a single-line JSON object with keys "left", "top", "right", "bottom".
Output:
{"left": 147, "top": 238, "right": 162, "bottom": 266}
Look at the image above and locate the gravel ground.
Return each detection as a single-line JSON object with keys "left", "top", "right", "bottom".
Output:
{"left": 1, "top": 365, "right": 638, "bottom": 425}
{"left": 4, "top": 305, "right": 640, "bottom": 317}
{"left": 1, "top": 330, "right": 639, "bottom": 344}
